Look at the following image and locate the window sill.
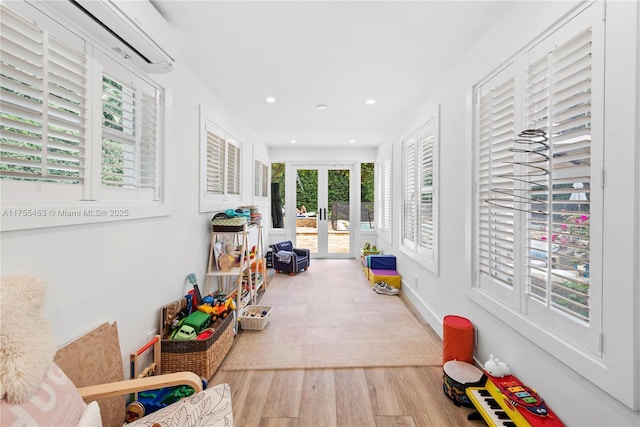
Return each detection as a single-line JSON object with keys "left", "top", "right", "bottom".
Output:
{"left": 399, "top": 244, "right": 439, "bottom": 276}
{"left": 469, "top": 287, "right": 636, "bottom": 410}
{"left": 199, "top": 196, "right": 242, "bottom": 214}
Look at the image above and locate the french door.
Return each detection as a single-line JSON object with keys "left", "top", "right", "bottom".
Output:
{"left": 288, "top": 164, "right": 354, "bottom": 258}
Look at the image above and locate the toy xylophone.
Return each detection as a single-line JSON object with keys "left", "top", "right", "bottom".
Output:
{"left": 465, "top": 372, "right": 564, "bottom": 427}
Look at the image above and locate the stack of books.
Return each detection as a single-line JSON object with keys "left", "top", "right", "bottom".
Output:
{"left": 239, "top": 205, "right": 262, "bottom": 225}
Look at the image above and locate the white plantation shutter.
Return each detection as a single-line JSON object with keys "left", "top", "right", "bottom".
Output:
{"left": 261, "top": 162, "right": 268, "bottom": 197}
{"left": 375, "top": 163, "right": 383, "bottom": 228}
{"left": 101, "top": 70, "right": 160, "bottom": 195}
{"left": 102, "top": 74, "right": 136, "bottom": 187}
{"left": 474, "top": 3, "right": 602, "bottom": 352}
{"left": 1, "top": 3, "right": 166, "bottom": 229}
{"left": 140, "top": 92, "right": 158, "bottom": 190}
{"left": 401, "top": 116, "right": 439, "bottom": 271}
{"left": 525, "top": 26, "right": 595, "bottom": 324}
{"left": 383, "top": 160, "right": 392, "bottom": 231}
{"left": 254, "top": 160, "right": 268, "bottom": 197}
{"left": 375, "top": 158, "right": 392, "bottom": 235}
{"left": 402, "top": 137, "right": 417, "bottom": 245}
{"left": 227, "top": 139, "right": 240, "bottom": 195}
{"left": 254, "top": 160, "right": 261, "bottom": 196}
{"left": 206, "top": 130, "right": 225, "bottom": 194}
{"left": 0, "top": 7, "right": 87, "bottom": 186}
{"left": 418, "top": 121, "right": 436, "bottom": 256}
{"left": 477, "top": 67, "right": 516, "bottom": 291}
{"left": 202, "top": 120, "right": 243, "bottom": 202}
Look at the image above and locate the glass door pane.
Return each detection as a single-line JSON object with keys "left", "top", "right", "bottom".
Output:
{"left": 328, "top": 168, "right": 350, "bottom": 255}
{"left": 293, "top": 165, "right": 352, "bottom": 258}
{"left": 295, "top": 168, "right": 318, "bottom": 254}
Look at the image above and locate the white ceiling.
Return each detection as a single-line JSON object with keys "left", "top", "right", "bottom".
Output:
{"left": 153, "top": 1, "right": 515, "bottom": 148}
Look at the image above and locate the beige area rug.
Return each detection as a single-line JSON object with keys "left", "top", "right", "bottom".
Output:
{"left": 222, "top": 259, "right": 442, "bottom": 371}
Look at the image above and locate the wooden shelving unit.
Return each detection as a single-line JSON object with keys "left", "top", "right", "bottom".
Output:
{"left": 205, "top": 224, "right": 266, "bottom": 331}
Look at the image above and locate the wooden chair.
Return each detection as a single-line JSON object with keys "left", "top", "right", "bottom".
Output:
{"left": 2, "top": 322, "right": 234, "bottom": 427}
{"left": 1, "top": 275, "right": 233, "bottom": 427}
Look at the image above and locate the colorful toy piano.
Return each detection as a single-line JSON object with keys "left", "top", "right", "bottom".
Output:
{"left": 466, "top": 372, "right": 564, "bottom": 427}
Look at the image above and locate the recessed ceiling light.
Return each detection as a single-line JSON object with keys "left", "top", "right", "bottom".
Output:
{"left": 265, "top": 96, "right": 276, "bottom": 103}
{"left": 365, "top": 98, "right": 376, "bottom": 105}
{"left": 349, "top": 139, "right": 356, "bottom": 144}
{"left": 316, "top": 104, "right": 328, "bottom": 110}
{"left": 291, "top": 139, "right": 297, "bottom": 144}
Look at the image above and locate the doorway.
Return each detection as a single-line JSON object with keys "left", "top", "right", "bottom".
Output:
{"left": 292, "top": 164, "right": 354, "bottom": 258}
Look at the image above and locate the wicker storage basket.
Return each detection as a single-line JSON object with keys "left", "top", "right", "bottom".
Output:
{"left": 211, "top": 216, "right": 247, "bottom": 232}
{"left": 239, "top": 305, "right": 272, "bottom": 331}
{"left": 161, "top": 314, "right": 234, "bottom": 379}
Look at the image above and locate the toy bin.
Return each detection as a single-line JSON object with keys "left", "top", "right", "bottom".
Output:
{"left": 239, "top": 305, "right": 272, "bottom": 331}
{"left": 161, "top": 313, "right": 234, "bottom": 379}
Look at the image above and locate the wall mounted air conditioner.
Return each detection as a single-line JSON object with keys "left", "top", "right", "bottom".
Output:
{"left": 30, "top": 0, "right": 178, "bottom": 74}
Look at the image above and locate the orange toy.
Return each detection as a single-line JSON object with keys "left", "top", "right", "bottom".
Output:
{"left": 442, "top": 315, "right": 474, "bottom": 364}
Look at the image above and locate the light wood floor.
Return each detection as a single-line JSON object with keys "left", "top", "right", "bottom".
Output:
{"left": 211, "top": 290, "right": 481, "bottom": 427}
{"left": 212, "top": 365, "right": 481, "bottom": 427}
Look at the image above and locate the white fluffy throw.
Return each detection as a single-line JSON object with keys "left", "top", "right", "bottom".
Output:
{"left": 0, "top": 275, "right": 57, "bottom": 404}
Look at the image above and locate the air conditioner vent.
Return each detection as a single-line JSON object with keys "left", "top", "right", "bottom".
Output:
{"left": 29, "top": 0, "right": 178, "bottom": 74}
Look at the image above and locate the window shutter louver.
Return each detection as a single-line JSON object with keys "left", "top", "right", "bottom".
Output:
{"left": 101, "top": 74, "right": 137, "bottom": 187}
{"left": 403, "top": 138, "right": 417, "bottom": 245}
{"left": 227, "top": 141, "right": 240, "bottom": 195}
{"left": 262, "top": 163, "right": 268, "bottom": 197}
{"left": 383, "top": 160, "right": 392, "bottom": 231}
{"left": 139, "top": 92, "right": 157, "bottom": 190}
{"left": 254, "top": 160, "right": 260, "bottom": 196}
{"left": 101, "top": 72, "right": 159, "bottom": 193}
{"left": 400, "top": 115, "right": 438, "bottom": 271}
{"left": 254, "top": 160, "right": 268, "bottom": 197}
{"left": 206, "top": 131, "right": 225, "bottom": 195}
{"left": 376, "top": 164, "right": 383, "bottom": 229}
{"left": 526, "top": 28, "right": 593, "bottom": 322}
{"left": 376, "top": 159, "right": 391, "bottom": 233}
{"left": 1, "top": 7, "right": 87, "bottom": 184}
{"left": 419, "top": 127, "right": 435, "bottom": 252}
{"left": 203, "top": 122, "right": 242, "bottom": 200}
{"left": 478, "top": 73, "right": 516, "bottom": 288}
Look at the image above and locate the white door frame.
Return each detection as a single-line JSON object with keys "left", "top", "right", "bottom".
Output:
{"left": 286, "top": 162, "right": 357, "bottom": 258}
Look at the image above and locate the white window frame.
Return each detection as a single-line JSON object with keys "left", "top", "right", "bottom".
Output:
{"left": 199, "top": 111, "right": 243, "bottom": 212}
{"left": 0, "top": 2, "right": 167, "bottom": 231}
{"left": 470, "top": 0, "right": 630, "bottom": 403}
{"left": 400, "top": 109, "right": 440, "bottom": 274}
{"left": 98, "top": 52, "right": 162, "bottom": 202}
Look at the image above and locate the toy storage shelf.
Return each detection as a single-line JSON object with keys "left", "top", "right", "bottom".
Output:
{"left": 205, "top": 224, "right": 266, "bottom": 331}
{"left": 244, "top": 224, "right": 266, "bottom": 304}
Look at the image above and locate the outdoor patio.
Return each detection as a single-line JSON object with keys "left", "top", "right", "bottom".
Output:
{"left": 295, "top": 226, "right": 350, "bottom": 254}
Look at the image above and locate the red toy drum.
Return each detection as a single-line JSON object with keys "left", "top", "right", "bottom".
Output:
{"left": 442, "top": 315, "right": 474, "bottom": 364}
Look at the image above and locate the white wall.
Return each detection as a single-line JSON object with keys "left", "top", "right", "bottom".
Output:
{"left": 0, "top": 60, "right": 270, "bottom": 375}
{"left": 269, "top": 146, "right": 377, "bottom": 162}
{"left": 376, "top": 1, "right": 640, "bottom": 425}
